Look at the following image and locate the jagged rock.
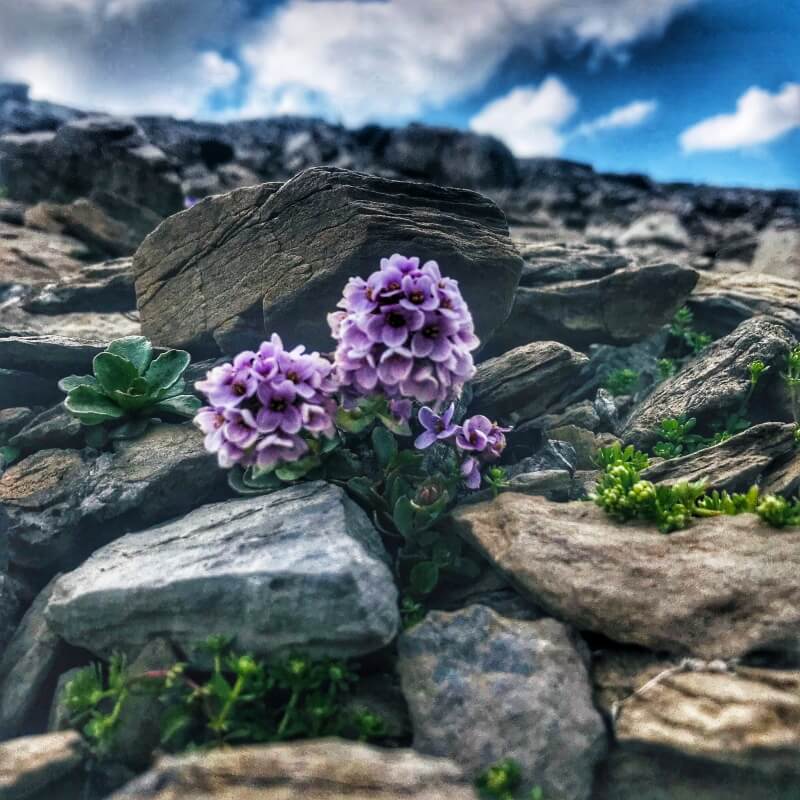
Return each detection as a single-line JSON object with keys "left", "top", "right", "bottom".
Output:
{"left": 0, "top": 303, "right": 140, "bottom": 341}
{"left": 46, "top": 482, "right": 399, "bottom": 661}
{"left": 21, "top": 257, "right": 135, "bottom": 314}
{"left": 622, "top": 317, "right": 795, "bottom": 449}
{"left": 547, "top": 425, "right": 618, "bottom": 470}
{"left": 0, "top": 334, "right": 103, "bottom": 377}
{"left": 133, "top": 166, "right": 522, "bottom": 356}
{"left": 517, "top": 400, "right": 601, "bottom": 435}
{"left": 752, "top": 224, "right": 800, "bottom": 282}
{"left": 470, "top": 341, "right": 588, "bottom": 422}
{"left": 0, "top": 407, "right": 36, "bottom": 440}
{"left": 763, "top": 449, "right": 800, "bottom": 497}
{"left": 641, "top": 422, "right": 797, "bottom": 491}
{"left": 483, "top": 262, "right": 697, "bottom": 357}
{"left": 0, "top": 579, "right": 68, "bottom": 739}
{"left": 0, "top": 423, "right": 226, "bottom": 572}
{"left": 0, "top": 574, "right": 28, "bottom": 652}
{"left": 505, "top": 439, "right": 577, "bottom": 477}
{"left": 618, "top": 212, "right": 690, "bottom": 249}
{"left": 688, "top": 272, "right": 800, "bottom": 338}
{"left": 108, "top": 740, "right": 478, "bottom": 800}
{"left": 0, "top": 116, "right": 183, "bottom": 218}
{"left": 615, "top": 665, "right": 800, "bottom": 774}
{"left": 450, "top": 493, "right": 800, "bottom": 659}
{"left": 398, "top": 605, "right": 606, "bottom": 800}
{"left": 515, "top": 240, "right": 633, "bottom": 286}
{"left": 9, "top": 405, "right": 83, "bottom": 455}
{"left": 0, "top": 731, "right": 84, "bottom": 800}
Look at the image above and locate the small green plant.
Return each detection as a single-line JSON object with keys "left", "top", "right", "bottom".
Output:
{"left": 756, "top": 494, "right": 800, "bottom": 528}
{"left": 657, "top": 358, "right": 677, "bottom": 382}
{"left": 602, "top": 368, "right": 640, "bottom": 397}
{"left": 60, "top": 336, "right": 200, "bottom": 445}
{"left": 783, "top": 345, "right": 800, "bottom": 425}
{"left": 485, "top": 466, "right": 510, "bottom": 498}
{"left": 669, "top": 306, "right": 712, "bottom": 356}
{"left": 652, "top": 416, "right": 704, "bottom": 459}
{"left": 475, "top": 759, "right": 544, "bottom": 800}
{"left": 64, "top": 637, "right": 387, "bottom": 760}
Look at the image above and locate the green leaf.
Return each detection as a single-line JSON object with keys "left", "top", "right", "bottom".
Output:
{"left": 109, "top": 389, "right": 156, "bottom": 412}
{"left": 160, "top": 705, "right": 193, "bottom": 745}
{"left": 144, "top": 349, "right": 191, "bottom": 392}
{"left": 58, "top": 374, "right": 99, "bottom": 393}
{"left": 335, "top": 406, "right": 373, "bottom": 434}
{"left": 409, "top": 561, "right": 439, "bottom": 595}
{"left": 376, "top": 413, "right": 412, "bottom": 437}
{"left": 229, "top": 467, "right": 282, "bottom": 495}
{"left": 392, "top": 495, "right": 415, "bottom": 537}
{"left": 107, "top": 336, "right": 153, "bottom": 375}
{"left": 275, "top": 455, "right": 319, "bottom": 482}
{"left": 65, "top": 385, "right": 126, "bottom": 425}
{"left": 93, "top": 352, "right": 139, "bottom": 394}
{"left": 152, "top": 395, "right": 202, "bottom": 418}
{"left": 371, "top": 426, "right": 397, "bottom": 468}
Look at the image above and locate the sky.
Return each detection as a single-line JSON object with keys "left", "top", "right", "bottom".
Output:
{"left": 0, "top": 0, "right": 798, "bottom": 189}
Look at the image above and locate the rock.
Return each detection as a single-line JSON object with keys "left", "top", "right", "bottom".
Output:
{"left": 505, "top": 439, "right": 578, "bottom": 477}
{"left": 752, "top": 224, "right": 800, "bottom": 281}
{"left": 688, "top": 272, "right": 800, "bottom": 338}
{"left": 0, "top": 573, "right": 28, "bottom": 652}
{"left": 622, "top": 317, "right": 795, "bottom": 449}
{"left": 0, "top": 334, "right": 103, "bottom": 377}
{"left": 0, "top": 579, "right": 68, "bottom": 739}
{"left": 0, "top": 424, "right": 227, "bottom": 572}
{"left": 0, "top": 731, "right": 84, "bottom": 800}
{"left": 398, "top": 605, "right": 606, "bottom": 800}
{"left": 0, "top": 199, "right": 26, "bottom": 226}
{"left": 450, "top": 493, "right": 800, "bottom": 659}
{"left": 515, "top": 240, "right": 633, "bottom": 286}
{"left": 134, "top": 166, "right": 522, "bottom": 357}
{"left": 46, "top": 482, "right": 399, "bottom": 661}
{"left": 470, "top": 341, "right": 588, "bottom": 421}
{"left": 107, "top": 739, "right": 478, "bottom": 800}
{"left": 547, "top": 425, "right": 618, "bottom": 470}
{"left": 47, "top": 668, "right": 82, "bottom": 733}
{"left": 618, "top": 212, "right": 690, "bottom": 249}
{"left": 0, "top": 116, "right": 183, "bottom": 218}
{"left": 20, "top": 257, "right": 135, "bottom": 314}
{"left": 0, "top": 407, "right": 36, "bottom": 440}
{"left": 483, "top": 262, "right": 697, "bottom": 356}
{"left": 9, "top": 405, "right": 83, "bottom": 455}
{"left": 641, "top": 422, "right": 797, "bottom": 492}
{"left": 0, "top": 368, "right": 61, "bottom": 408}
{"left": 518, "top": 399, "right": 601, "bottom": 435}
{"left": 0, "top": 304, "right": 140, "bottom": 342}
{"left": 615, "top": 664, "right": 800, "bottom": 774}
{"left": 0, "top": 81, "right": 83, "bottom": 134}
{"left": 763, "top": 450, "right": 800, "bottom": 497}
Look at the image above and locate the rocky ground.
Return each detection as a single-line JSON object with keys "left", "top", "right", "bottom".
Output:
{"left": 1, "top": 81, "right": 800, "bottom": 800}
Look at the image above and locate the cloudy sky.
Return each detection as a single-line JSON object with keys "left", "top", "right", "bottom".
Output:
{"left": 1, "top": 0, "right": 798, "bottom": 188}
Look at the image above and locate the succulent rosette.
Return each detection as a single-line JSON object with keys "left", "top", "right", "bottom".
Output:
{"left": 194, "top": 334, "right": 338, "bottom": 480}
{"left": 329, "top": 254, "right": 479, "bottom": 409}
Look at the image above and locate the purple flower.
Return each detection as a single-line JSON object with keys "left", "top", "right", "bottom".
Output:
{"left": 455, "top": 414, "right": 493, "bottom": 452}
{"left": 256, "top": 380, "right": 301, "bottom": 434}
{"left": 195, "top": 363, "right": 258, "bottom": 409}
{"left": 410, "top": 311, "right": 458, "bottom": 360}
{"left": 400, "top": 273, "right": 439, "bottom": 311}
{"left": 195, "top": 406, "right": 226, "bottom": 452}
{"left": 377, "top": 347, "right": 413, "bottom": 386}
{"left": 389, "top": 398, "right": 413, "bottom": 423}
{"left": 414, "top": 404, "right": 458, "bottom": 449}
{"left": 222, "top": 408, "right": 259, "bottom": 449}
{"left": 460, "top": 456, "right": 482, "bottom": 490}
{"left": 365, "top": 304, "right": 424, "bottom": 348}
{"left": 255, "top": 432, "right": 308, "bottom": 469}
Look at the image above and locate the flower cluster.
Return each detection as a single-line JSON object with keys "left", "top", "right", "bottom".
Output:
{"left": 328, "top": 254, "right": 479, "bottom": 408}
{"left": 415, "top": 405, "right": 510, "bottom": 489}
{"left": 194, "top": 334, "right": 337, "bottom": 469}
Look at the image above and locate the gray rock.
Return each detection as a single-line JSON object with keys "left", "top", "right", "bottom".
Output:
{"left": 9, "top": 404, "right": 83, "bottom": 455}
{"left": 470, "top": 341, "right": 588, "bottom": 422}
{"left": 622, "top": 317, "right": 795, "bottom": 449}
{"left": 0, "top": 423, "right": 227, "bottom": 572}
{"left": 618, "top": 212, "right": 690, "bottom": 249}
{"left": 515, "top": 240, "right": 633, "bottom": 286}
{"left": 398, "top": 605, "right": 606, "bottom": 800}
{"left": 752, "top": 224, "right": 800, "bottom": 282}
{"left": 133, "top": 166, "right": 522, "bottom": 357}
{"left": 483, "top": 262, "right": 697, "bottom": 356}
{"left": 0, "top": 573, "right": 28, "bottom": 652}
{"left": 519, "top": 400, "right": 601, "bottom": 435}
{"left": 0, "top": 731, "right": 84, "bottom": 800}
{"left": 641, "top": 422, "right": 797, "bottom": 492}
{"left": 47, "top": 668, "right": 82, "bottom": 733}
{"left": 0, "top": 407, "right": 35, "bottom": 440}
{"left": 547, "top": 425, "right": 619, "bottom": 470}
{"left": 0, "top": 335, "right": 104, "bottom": 378}
{"left": 451, "top": 494, "right": 800, "bottom": 659}
{"left": 506, "top": 439, "right": 578, "bottom": 477}
{"left": 108, "top": 739, "right": 479, "bottom": 800}
{"left": 46, "top": 482, "right": 399, "bottom": 661}
{"left": 0, "top": 368, "right": 60, "bottom": 408}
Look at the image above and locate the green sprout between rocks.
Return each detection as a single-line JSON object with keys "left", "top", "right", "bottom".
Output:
{"left": 593, "top": 443, "right": 799, "bottom": 533}
{"left": 783, "top": 345, "right": 800, "bottom": 427}
{"left": 602, "top": 368, "right": 640, "bottom": 397}
{"left": 657, "top": 358, "right": 677, "bottom": 382}
{"left": 475, "top": 758, "right": 544, "bottom": 800}
{"left": 64, "top": 636, "right": 387, "bottom": 761}
{"left": 669, "top": 306, "right": 712, "bottom": 357}
{"left": 60, "top": 336, "right": 200, "bottom": 446}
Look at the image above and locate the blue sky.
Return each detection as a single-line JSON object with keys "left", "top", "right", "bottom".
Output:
{"left": 1, "top": 0, "right": 798, "bottom": 188}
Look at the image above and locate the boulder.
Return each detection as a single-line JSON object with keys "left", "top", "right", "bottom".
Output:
{"left": 398, "top": 605, "right": 606, "bottom": 800}
{"left": 482, "top": 262, "right": 697, "bottom": 357}
{"left": 133, "top": 166, "right": 522, "bottom": 357}
{"left": 0, "top": 304, "right": 140, "bottom": 342}
{"left": 515, "top": 240, "right": 633, "bottom": 286}
{"left": 752, "top": 224, "right": 800, "bottom": 282}
{"left": 45, "top": 482, "right": 399, "bottom": 661}
{"left": 9, "top": 405, "right": 83, "bottom": 455}
{"left": 0, "top": 334, "right": 104, "bottom": 377}
{"left": 618, "top": 212, "right": 690, "bottom": 249}
{"left": 0, "top": 368, "right": 61, "bottom": 408}
{"left": 108, "top": 740, "right": 479, "bottom": 800}
{"left": 0, "top": 424, "right": 227, "bottom": 572}
{"left": 0, "top": 731, "right": 84, "bottom": 800}
{"left": 0, "top": 573, "right": 27, "bottom": 652}
{"left": 641, "top": 422, "right": 797, "bottom": 492}
{"left": 622, "top": 317, "right": 795, "bottom": 449}
{"left": 450, "top": 493, "right": 800, "bottom": 659}
{"left": 470, "top": 341, "right": 588, "bottom": 421}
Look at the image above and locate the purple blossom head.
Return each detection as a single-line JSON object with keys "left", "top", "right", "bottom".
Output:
{"left": 330, "top": 254, "right": 479, "bottom": 408}
{"left": 414, "top": 404, "right": 458, "bottom": 450}
{"left": 194, "top": 334, "right": 338, "bottom": 470}
{"left": 460, "top": 456, "right": 482, "bottom": 490}
{"left": 455, "top": 414, "right": 493, "bottom": 452}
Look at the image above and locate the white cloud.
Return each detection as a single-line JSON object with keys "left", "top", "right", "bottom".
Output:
{"left": 680, "top": 83, "right": 800, "bottom": 152}
{"left": 469, "top": 78, "right": 578, "bottom": 157}
{"left": 576, "top": 99, "right": 657, "bottom": 136}
{"left": 240, "top": 0, "right": 696, "bottom": 125}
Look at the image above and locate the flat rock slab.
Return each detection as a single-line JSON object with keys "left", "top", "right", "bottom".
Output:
{"left": 0, "top": 731, "right": 84, "bottom": 800}
{"left": 482, "top": 262, "right": 697, "bottom": 357}
{"left": 134, "top": 166, "right": 522, "bottom": 356}
{"left": 641, "top": 422, "right": 798, "bottom": 492}
{"left": 622, "top": 316, "right": 795, "bottom": 449}
{"left": 616, "top": 665, "right": 800, "bottom": 774}
{"left": 398, "top": 605, "right": 606, "bottom": 800}
{"left": 0, "top": 335, "right": 104, "bottom": 377}
{"left": 0, "top": 423, "right": 226, "bottom": 571}
{"left": 108, "top": 740, "right": 478, "bottom": 800}
{"left": 450, "top": 494, "right": 800, "bottom": 659}
{"left": 471, "top": 341, "right": 588, "bottom": 421}
{"left": 46, "top": 482, "right": 399, "bottom": 661}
